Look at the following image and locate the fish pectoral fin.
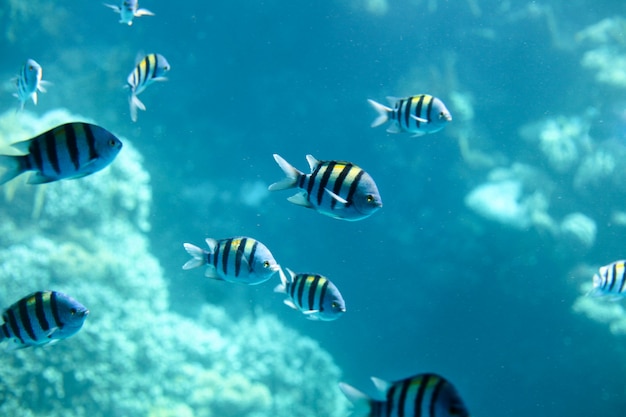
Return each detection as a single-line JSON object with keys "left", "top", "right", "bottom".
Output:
{"left": 287, "top": 192, "right": 313, "bottom": 208}
{"left": 46, "top": 327, "right": 60, "bottom": 339}
{"left": 304, "top": 311, "right": 321, "bottom": 320}
{"left": 324, "top": 189, "right": 348, "bottom": 206}
{"left": 411, "top": 114, "right": 428, "bottom": 123}
{"left": 104, "top": 3, "right": 121, "bottom": 13}
{"left": 135, "top": 8, "right": 155, "bottom": 17}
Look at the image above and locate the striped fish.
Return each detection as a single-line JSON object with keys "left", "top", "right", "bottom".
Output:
{"left": 589, "top": 260, "right": 626, "bottom": 299}
{"left": 268, "top": 154, "right": 382, "bottom": 221}
{"left": 104, "top": 0, "right": 154, "bottom": 26}
{"left": 13, "top": 59, "right": 49, "bottom": 111}
{"left": 127, "top": 53, "right": 170, "bottom": 122}
{"left": 182, "top": 236, "right": 280, "bottom": 285}
{"left": 0, "top": 291, "right": 89, "bottom": 350}
{"left": 339, "top": 373, "right": 470, "bottom": 417}
{"left": 274, "top": 268, "right": 346, "bottom": 321}
{"left": 368, "top": 94, "right": 452, "bottom": 136}
{"left": 0, "top": 122, "right": 123, "bottom": 185}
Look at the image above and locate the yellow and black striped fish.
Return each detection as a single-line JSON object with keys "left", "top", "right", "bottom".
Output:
{"left": 368, "top": 94, "right": 452, "bottom": 136}
{"left": 268, "top": 154, "right": 382, "bottom": 221}
{"left": 182, "top": 236, "right": 280, "bottom": 285}
{"left": 0, "top": 122, "right": 123, "bottom": 185}
{"left": 340, "top": 373, "right": 470, "bottom": 417}
{"left": 0, "top": 291, "right": 89, "bottom": 350}
{"left": 274, "top": 268, "right": 346, "bottom": 321}
{"left": 589, "top": 260, "right": 626, "bottom": 299}
{"left": 127, "top": 53, "right": 170, "bottom": 122}
{"left": 13, "top": 58, "right": 48, "bottom": 111}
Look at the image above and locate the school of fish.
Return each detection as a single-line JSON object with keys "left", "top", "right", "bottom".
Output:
{"left": 3, "top": 4, "right": 473, "bottom": 417}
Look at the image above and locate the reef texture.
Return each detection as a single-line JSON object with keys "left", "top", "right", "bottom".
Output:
{"left": 0, "top": 109, "right": 347, "bottom": 417}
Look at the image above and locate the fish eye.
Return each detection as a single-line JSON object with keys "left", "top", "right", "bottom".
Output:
{"left": 366, "top": 194, "right": 374, "bottom": 203}
{"left": 70, "top": 308, "right": 77, "bottom": 315}
{"left": 108, "top": 139, "right": 117, "bottom": 147}
{"left": 28, "top": 65, "right": 34, "bottom": 71}
{"left": 263, "top": 260, "right": 270, "bottom": 268}
{"left": 331, "top": 301, "right": 338, "bottom": 308}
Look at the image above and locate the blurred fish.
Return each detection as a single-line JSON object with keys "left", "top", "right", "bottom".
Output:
{"left": 274, "top": 268, "right": 346, "bottom": 321}
{"left": 104, "top": 0, "right": 154, "bottom": 25}
{"left": 368, "top": 94, "right": 452, "bottom": 136}
{"left": 182, "top": 237, "right": 280, "bottom": 285}
{"left": 126, "top": 53, "right": 170, "bottom": 122}
{"left": 589, "top": 260, "right": 626, "bottom": 299}
{"left": 0, "top": 291, "right": 89, "bottom": 350}
{"left": 12, "top": 59, "right": 49, "bottom": 111}
{"left": 268, "top": 154, "right": 382, "bottom": 221}
{"left": 340, "top": 373, "right": 470, "bottom": 417}
{"left": 0, "top": 122, "right": 123, "bottom": 185}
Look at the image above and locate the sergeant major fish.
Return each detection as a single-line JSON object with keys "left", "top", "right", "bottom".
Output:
{"left": 589, "top": 260, "right": 626, "bottom": 299}
{"left": 126, "top": 53, "right": 170, "bottom": 122}
{"left": 13, "top": 59, "right": 49, "bottom": 111}
{"left": 268, "top": 154, "right": 382, "bottom": 221}
{"left": 339, "top": 373, "right": 470, "bottom": 417}
{"left": 0, "top": 291, "right": 89, "bottom": 350}
{"left": 274, "top": 268, "right": 346, "bottom": 321}
{"left": 182, "top": 237, "right": 280, "bottom": 285}
{"left": 104, "top": 0, "right": 154, "bottom": 25}
{"left": 0, "top": 122, "right": 123, "bottom": 185}
{"left": 368, "top": 94, "right": 452, "bottom": 136}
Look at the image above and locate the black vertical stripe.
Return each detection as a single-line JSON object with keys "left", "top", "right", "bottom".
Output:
{"left": 221, "top": 239, "right": 233, "bottom": 276}
{"left": 428, "top": 377, "right": 446, "bottom": 417}
{"left": 386, "top": 383, "right": 398, "bottom": 417}
{"left": 397, "top": 378, "right": 412, "bottom": 417}
{"left": 330, "top": 164, "right": 352, "bottom": 209}
{"left": 344, "top": 169, "right": 364, "bottom": 208}
{"left": 619, "top": 265, "right": 626, "bottom": 294}
{"left": 84, "top": 123, "right": 98, "bottom": 160}
{"left": 45, "top": 129, "right": 61, "bottom": 174}
{"left": 35, "top": 292, "right": 50, "bottom": 332}
{"left": 413, "top": 375, "right": 430, "bottom": 417}
{"left": 18, "top": 298, "right": 36, "bottom": 341}
{"left": 414, "top": 95, "right": 425, "bottom": 129}
{"left": 403, "top": 97, "right": 412, "bottom": 129}
{"left": 30, "top": 137, "right": 45, "bottom": 171}
{"left": 425, "top": 96, "right": 434, "bottom": 123}
{"left": 1, "top": 324, "right": 9, "bottom": 338}
{"left": 316, "top": 162, "right": 336, "bottom": 205}
{"left": 306, "top": 163, "right": 323, "bottom": 200}
{"left": 318, "top": 279, "right": 329, "bottom": 312}
{"left": 144, "top": 55, "right": 154, "bottom": 85}
{"left": 296, "top": 276, "right": 308, "bottom": 309}
{"left": 609, "top": 263, "right": 618, "bottom": 292}
{"left": 50, "top": 291, "right": 63, "bottom": 328}
{"left": 307, "top": 276, "right": 320, "bottom": 311}
{"left": 6, "top": 309, "right": 24, "bottom": 344}
{"left": 65, "top": 123, "right": 81, "bottom": 170}
{"left": 234, "top": 238, "right": 247, "bottom": 277}
{"left": 247, "top": 240, "right": 258, "bottom": 273}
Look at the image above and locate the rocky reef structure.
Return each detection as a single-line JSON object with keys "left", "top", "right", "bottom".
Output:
{"left": 0, "top": 109, "right": 347, "bottom": 417}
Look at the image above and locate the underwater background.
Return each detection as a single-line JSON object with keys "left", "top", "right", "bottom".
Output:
{"left": 1, "top": 0, "right": 626, "bottom": 416}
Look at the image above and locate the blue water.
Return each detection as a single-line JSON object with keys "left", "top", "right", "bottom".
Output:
{"left": 2, "top": 1, "right": 626, "bottom": 416}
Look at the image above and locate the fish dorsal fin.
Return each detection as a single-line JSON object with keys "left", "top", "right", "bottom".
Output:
{"left": 385, "top": 96, "right": 400, "bottom": 106}
{"left": 305, "top": 154, "right": 319, "bottom": 172}
{"left": 286, "top": 268, "right": 296, "bottom": 283}
{"left": 287, "top": 192, "right": 314, "bottom": 208}
{"left": 324, "top": 188, "right": 348, "bottom": 205}
{"left": 371, "top": 377, "right": 391, "bottom": 395}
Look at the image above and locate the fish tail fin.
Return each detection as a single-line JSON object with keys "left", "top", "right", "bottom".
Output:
{"left": 129, "top": 94, "right": 146, "bottom": 122}
{"left": 339, "top": 382, "right": 373, "bottom": 417}
{"left": 367, "top": 99, "right": 392, "bottom": 128}
{"left": 268, "top": 154, "right": 303, "bottom": 191}
{"left": 0, "top": 155, "right": 27, "bottom": 185}
{"left": 182, "top": 243, "right": 207, "bottom": 270}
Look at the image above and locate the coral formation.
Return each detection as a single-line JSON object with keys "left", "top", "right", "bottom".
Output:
{"left": 0, "top": 109, "right": 348, "bottom": 417}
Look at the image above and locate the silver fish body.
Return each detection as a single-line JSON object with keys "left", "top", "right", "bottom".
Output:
{"left": 104, "top": 0, "right": 154, "bottom": 25}
{"left": 589, "top": 260, "right": 626, "bottom": 299}
{"left": 127, "top": 53, "right": 170, "bottom": 121}
{"left": 274, "top": 268, "right": 346, "bottom": 321}
{"left": 268, "top": 154, "right": 382, "bottom": 221}
{"left": 13, "top": 59, "right": 47, "bottom": 111}
{"left": 340, "top": 373, "right": 469, "bottom": 417}
{"left": 368, "top": 94, "right": 452, "bottom": 136}
{"left": 0, "top": 122, "right": 123, "bottom": 185}
{"left": 0, "top": 291, "right": 89, "bottom": 350}
{"left": 182, "top": 237, "right": 280, "bottom": 285}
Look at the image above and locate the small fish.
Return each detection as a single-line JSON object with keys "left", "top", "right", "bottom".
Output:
{"left": 13, "top": 59, "right": 49, "bottom": 111}
{"left": 340, "top": 373, "right": 470, "bottom": 417}
{"left": 182, "top": 237, "right": 280, "bottom": 285}
{"left": 589, "top": 260, "right": 626, "bottom": 299}
{"left": 104, "top": 0, "right": 154, "bottom": 25}
{"left": 0, "top": 122, "right": 123, "bottom": 185}
{"left": 274, "top": 268, "right": 346, "bottom": 321}
{"left": 0, "top": 291, "right": 89, "bottom": 350}
{"left": 268, "top": 154, "right": 382, "bottom": 221}
{"left": 126, "top": 53, "right": 170, "bottom": 122}
{"left": 368, "top": 94, "right": 452, "bottom": 136}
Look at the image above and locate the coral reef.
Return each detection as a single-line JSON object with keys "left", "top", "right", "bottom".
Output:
{"left": 577, "top": 17, "right": 626, "bottom": 89}
{"left": 0, "top": 109, "right": 348, "bottom": 417}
